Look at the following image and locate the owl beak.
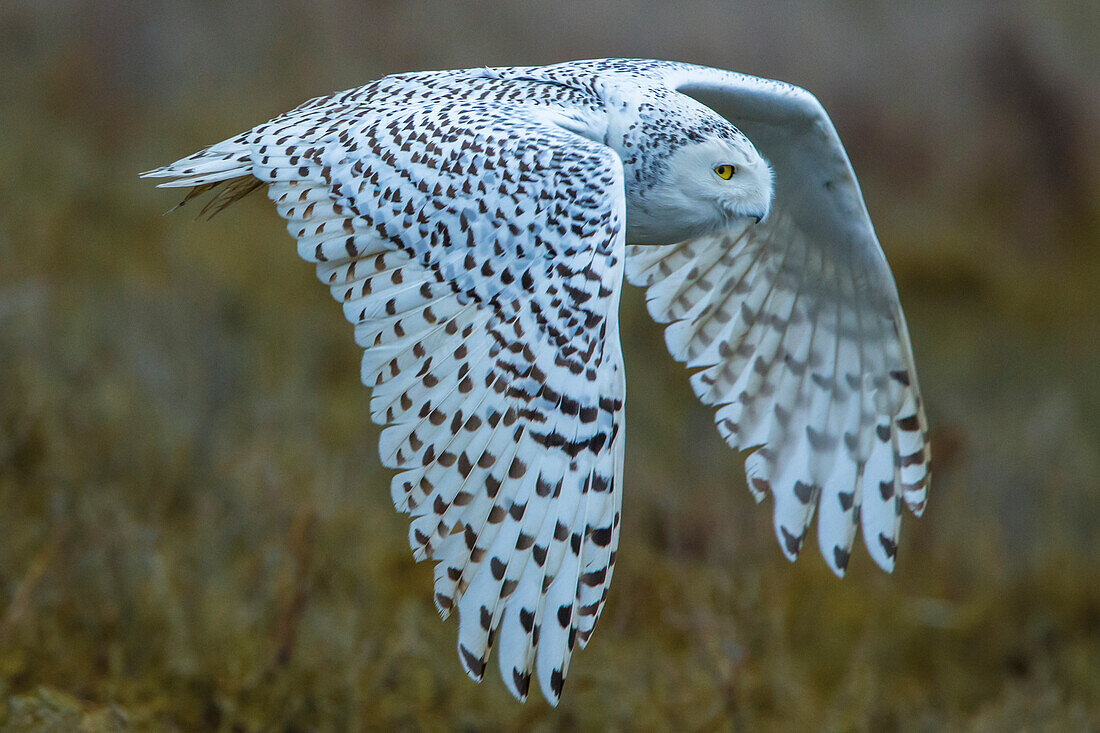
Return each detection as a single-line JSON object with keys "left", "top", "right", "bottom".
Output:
{"left": 745, "top": 197, "right": 769, "bottom": 226}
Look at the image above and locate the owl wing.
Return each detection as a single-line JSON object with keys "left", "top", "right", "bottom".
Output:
{"left": 144, "top": 95, "right": 627, "bottom": 705}
{"left": 623, "top": 64, "right": 930, "bottom": 576}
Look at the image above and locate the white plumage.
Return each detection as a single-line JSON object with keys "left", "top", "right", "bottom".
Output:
{"left": 144, "top": 59, "right": 930, "bottom": 705}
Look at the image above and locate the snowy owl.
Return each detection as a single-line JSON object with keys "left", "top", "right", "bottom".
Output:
{"left": 145, "top": 59, "right": 930, "bottom": 705}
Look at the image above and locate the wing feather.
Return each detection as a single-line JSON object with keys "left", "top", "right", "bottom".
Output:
{"left": 624, "top": 64, "right": 930, "bottom": 575}
{"left": 145, "top": 88, "right": 628, "bottom": 704}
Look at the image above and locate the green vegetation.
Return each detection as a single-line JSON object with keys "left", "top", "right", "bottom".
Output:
{"left": 1, "top": 3, "right": 1097, "bottom": 729}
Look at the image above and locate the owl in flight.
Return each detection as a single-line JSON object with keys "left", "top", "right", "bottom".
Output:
{"left": 145, "top": 59, "right": 929, "bottom": 705}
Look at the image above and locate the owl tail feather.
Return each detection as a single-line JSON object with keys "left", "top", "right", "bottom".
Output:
{"left": 141, "top": 139, "right": 258, "bottom": 217}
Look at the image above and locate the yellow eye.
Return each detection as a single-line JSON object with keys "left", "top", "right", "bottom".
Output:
{"left": 714, "top": 164, "right": 735, "bottom": 180}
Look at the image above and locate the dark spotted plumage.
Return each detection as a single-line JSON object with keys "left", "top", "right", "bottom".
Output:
{"left": 144, "top": 58, "right": 930, "bottom": 706}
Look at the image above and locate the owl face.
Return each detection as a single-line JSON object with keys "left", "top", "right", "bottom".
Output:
{"left": 624, "top": 136, "right": 773, "bottom": 245}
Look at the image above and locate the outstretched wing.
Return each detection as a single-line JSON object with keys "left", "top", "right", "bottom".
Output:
{"left": 144, "top": 89, "right": 627, "bottom": 705}
{"left": 624, "top": 64, "right": 929, "bottom": 576}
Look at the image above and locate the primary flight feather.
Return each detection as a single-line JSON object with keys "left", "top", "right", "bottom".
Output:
{"left": 144, "top": 58, "right": 930, "bottom": 705}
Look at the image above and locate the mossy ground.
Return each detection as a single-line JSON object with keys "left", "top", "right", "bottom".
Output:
{"left": 1, "top": 3, "right": 1097, "bottom": 730}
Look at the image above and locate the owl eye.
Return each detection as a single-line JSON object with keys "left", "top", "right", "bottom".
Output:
{"left": 713, "top": 164, "right": 736, "bottom": 180}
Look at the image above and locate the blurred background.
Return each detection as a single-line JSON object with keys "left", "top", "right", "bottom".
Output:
{"left": 1, "top": 1, "right": 1097, "bottom": 729}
